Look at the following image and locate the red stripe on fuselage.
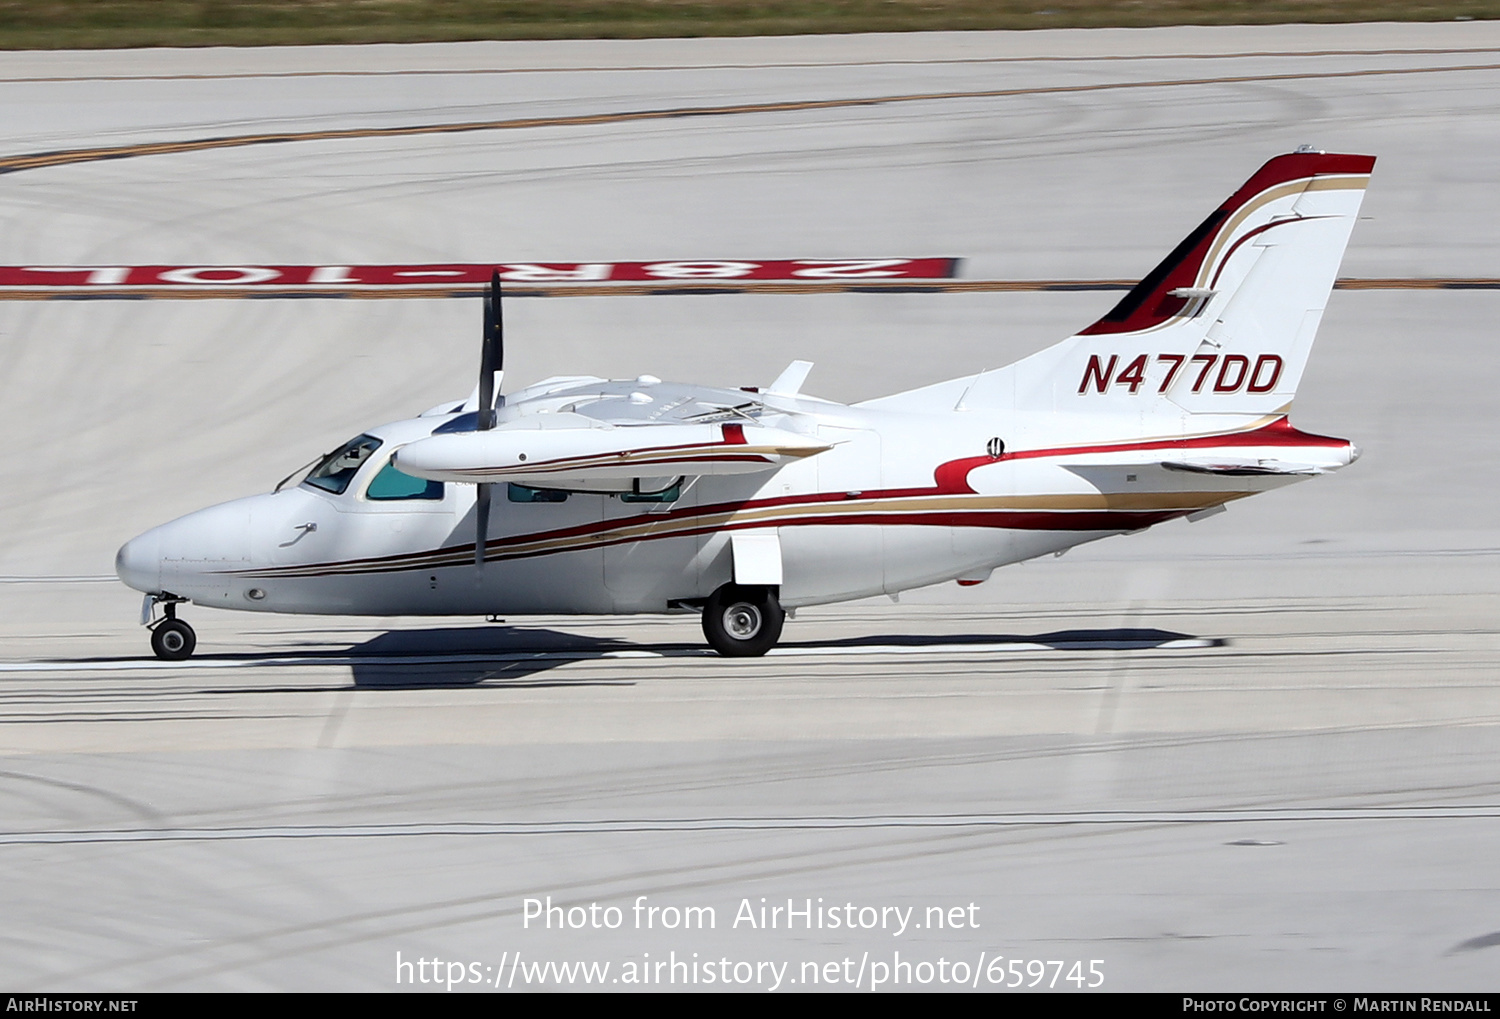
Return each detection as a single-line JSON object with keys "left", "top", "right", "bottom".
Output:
{"left": 232, "top": 418, "right": 1340, "bottom": 577}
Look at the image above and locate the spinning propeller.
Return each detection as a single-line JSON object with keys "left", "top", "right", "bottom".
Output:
{"left": 474, "top": 270, "right": 503, "bottom": 569}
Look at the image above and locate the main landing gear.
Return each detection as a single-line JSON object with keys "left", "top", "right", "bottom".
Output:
{"left": 701, "top": 583, "right": 785, "bottom": 657}
{"left": 145, "top": 596, "right": 196, "bottom": 661}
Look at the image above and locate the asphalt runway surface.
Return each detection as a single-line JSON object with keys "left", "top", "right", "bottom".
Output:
{"left": 2, "top": 24, "right": 1499, "bottom": 991}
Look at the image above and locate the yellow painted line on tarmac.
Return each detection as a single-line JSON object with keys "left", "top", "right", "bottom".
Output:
{"left": 5, "top": 60, "right": 1500, "bottom": 176}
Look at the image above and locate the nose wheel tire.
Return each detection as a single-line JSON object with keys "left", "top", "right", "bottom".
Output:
{"left": 702, "top": 583, "right": 785, "bottom": 657}
{"left": 150, "top": 619, "right": 197, "bottom": 661}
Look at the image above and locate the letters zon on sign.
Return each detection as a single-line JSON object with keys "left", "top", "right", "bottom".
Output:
{"left": 1078, "top": 353, "right": 1284, "bottom": 396}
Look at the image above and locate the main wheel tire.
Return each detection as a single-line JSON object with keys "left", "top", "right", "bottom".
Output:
{"left": 150, "top": 618, "right": 197, "bottom": 661}
{"left": 702, "top": 583, "right": 785, "bottom": 657}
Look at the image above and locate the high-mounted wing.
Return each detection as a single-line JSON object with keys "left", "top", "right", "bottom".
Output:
{"left": 408, "top": 277, "right": 830, "bottom": 503}
{"left": 394, "top": 419, "right": 829, "bottom": 489}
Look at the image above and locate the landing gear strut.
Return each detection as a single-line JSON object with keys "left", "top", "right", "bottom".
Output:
{"left": 145, "top": 597, "right": 196, "bottom": 661}
{"left": 701, "top": 583, "right": 785, "bottom": 657}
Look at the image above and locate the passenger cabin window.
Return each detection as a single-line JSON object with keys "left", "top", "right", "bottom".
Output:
{"left": 304, "top": 435, "right": 382, "bottom": 495}
{"left": 618, "top": 480, "right": 681, "bottom": 503}
{"left": 504, "top": 481, "right": 681, "bottom": 503}
{"left": 366, "top": 460, "right": 443, "bottom": 501}
{"left": 508, "top": 484, "right": 568, "bottom": 503}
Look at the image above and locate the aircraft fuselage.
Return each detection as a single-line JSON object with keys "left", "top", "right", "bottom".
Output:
{"left": 115, "top": 379, "right": 1355, "bottom": 618}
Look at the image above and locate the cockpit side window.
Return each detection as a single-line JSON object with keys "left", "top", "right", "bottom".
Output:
{"left": 366, "top": 460, "right": 444, "bottom": 501}
{"left": 303, "top": 435, "right": 382, "bottom": 495}
{"left": 508, "top": 483, "right": 568, "bottom": 503}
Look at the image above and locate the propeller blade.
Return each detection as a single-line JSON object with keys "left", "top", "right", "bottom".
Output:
{"left": 492, "top": 268, "right": 504, "bottom": 382}
{"left": 474, "top": 483, "right": 491, "bottom": 569}
{"left": 476, "top": 270, "right": 503, "bottom": 430}
{"left": 474, "top": 269, "right": 503, "bottom": 571}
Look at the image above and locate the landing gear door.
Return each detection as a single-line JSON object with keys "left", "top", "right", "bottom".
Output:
{"left": 782, "top": 425, "right": 884, "bottom": 602}
{"left": 730, "top": 529, "right": 783, "bottom": 586}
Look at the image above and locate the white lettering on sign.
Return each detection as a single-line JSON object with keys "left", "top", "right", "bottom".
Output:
{"left": 497, "top": 264, "right": 613, "bottom": 282}
{"left": 790, "top": 259, "right": 912, "bottom": 278}
{"left": 308, "top": 266, "right": 359, "bottom": 284}
{"left": 642, "top": 261, "right": 761, "bottom": 279}
{"left": 0, "top": 259, "right": 960, "bottom": 289}
{"left": 21, "top": 266, "right": 130, "bottom": 285}
{"left": 157, "top": 266, "right": 282, "bottom": 285}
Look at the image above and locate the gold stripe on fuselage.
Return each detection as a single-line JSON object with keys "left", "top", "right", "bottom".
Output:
{"left": 230, "top": 488, "right": 1256, "bottom": 578}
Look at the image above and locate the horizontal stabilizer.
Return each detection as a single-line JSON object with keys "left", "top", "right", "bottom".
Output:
{"left": 1161, "top": 458, "right": 1326, "bottom": 477}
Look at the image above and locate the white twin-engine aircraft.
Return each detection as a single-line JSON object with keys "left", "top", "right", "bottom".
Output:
{"left": 117, "top": 150, "right": 1373, "bottom": 660}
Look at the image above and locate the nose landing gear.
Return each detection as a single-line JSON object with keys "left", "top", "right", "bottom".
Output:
{"left": 144, "top": 596, "right": 197, "bottom": 661}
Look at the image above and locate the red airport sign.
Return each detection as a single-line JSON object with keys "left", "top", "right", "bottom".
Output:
{"left": 0, "top": 259, "right": 959, "bottom": 289}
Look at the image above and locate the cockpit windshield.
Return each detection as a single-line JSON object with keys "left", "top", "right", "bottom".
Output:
{"left": 303, "top": 435, "right": 383, "bottom": 495}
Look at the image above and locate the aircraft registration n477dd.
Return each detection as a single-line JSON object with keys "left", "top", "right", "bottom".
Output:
{"left": 117, "top": 150, "right": 1372, "bottom": 660}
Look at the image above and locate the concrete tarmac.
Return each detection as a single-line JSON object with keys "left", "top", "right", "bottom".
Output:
{"left": 1, "top": 24, "right": 1498, "bottom": 991}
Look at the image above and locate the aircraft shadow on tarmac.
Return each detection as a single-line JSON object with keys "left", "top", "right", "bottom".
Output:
{"left": 340, "top": 625, "right": 1218, "bottom": 690}
{"left": 347, "top": 626, "right": 652, "bottom": 689}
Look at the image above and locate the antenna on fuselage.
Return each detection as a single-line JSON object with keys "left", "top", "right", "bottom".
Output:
{"left": 474, "top": 270, "right": 503, "bottom": 570}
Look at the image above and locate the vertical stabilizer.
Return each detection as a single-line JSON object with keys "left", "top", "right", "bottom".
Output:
{"left": 864, "top": 151, "right": 1374, "bottom": 423}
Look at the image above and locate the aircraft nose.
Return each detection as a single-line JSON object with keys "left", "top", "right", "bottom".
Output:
{"left": 115, "top": 528, "right": 163, "bottom": 594}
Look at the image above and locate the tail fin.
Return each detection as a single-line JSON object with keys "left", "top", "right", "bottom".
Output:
{"left": 869, "top": 151, "right": 1373, "bottom": 420}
